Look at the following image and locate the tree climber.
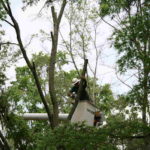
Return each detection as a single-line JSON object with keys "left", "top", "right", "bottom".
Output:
{"left": 68, "top": 76, "right": 90, "bottom": 101}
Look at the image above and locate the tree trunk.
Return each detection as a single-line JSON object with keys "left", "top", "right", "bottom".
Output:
{"left": 48, "top": 0, "right": 67, "bottom": 128}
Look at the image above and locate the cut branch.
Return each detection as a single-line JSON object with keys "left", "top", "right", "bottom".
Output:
{"left": 68, "top": 59, "right": 88, "bottom": 120}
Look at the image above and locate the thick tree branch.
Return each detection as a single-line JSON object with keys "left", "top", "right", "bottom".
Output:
{"left": 68, "top": 59, "right": 88, "bottom": 120}
{"left": 49, "top": 30, "right": 59, "bottom": 127}
{"left": 3, "top": 0, "right": 53, "bottom": 127}
{"left": 32, "top": 62, "right": 53, "bottom": 128}
{"left": 57, "top": 0, "right": 67, "bottom": 25}
{"left": 5, "top": 0, "right": 32, "bottom": 70}
{"left": 48, "top": 0, "right": 67, "bottom": 127}
{"left": 51, "top": 6, "right": 57, "bottom": 23}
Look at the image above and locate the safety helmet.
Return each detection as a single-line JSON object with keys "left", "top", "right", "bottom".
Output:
{"left": 72, "top": 78, "right": 80, "bottom": 85}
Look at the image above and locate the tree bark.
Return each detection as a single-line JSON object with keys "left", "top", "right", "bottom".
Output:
{"left": 48, "top": 0, "right": 67, "bottom": 128}
{"left": 68, "top": 59, "right": 88, "bottom": 120}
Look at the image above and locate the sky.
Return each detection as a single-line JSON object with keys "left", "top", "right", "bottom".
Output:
{"left": 2, "top": 0, "right": 135, "bottom": 96}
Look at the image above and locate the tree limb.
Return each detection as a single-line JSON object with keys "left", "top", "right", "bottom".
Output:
{"left": 48, "top": 0, "right": 67, "bottom": 128}
{"left": 1, "top": 18, "right": 14, "bottom": 27}
{"left": 32, "top": 62, "right": 53, "bottom": 128}
{"left": 100, "top": 17, "right": 118, "bottom": 30}
{"left": 4, "top": 0, "right": 32, "bottom": 70}
{"left": 57, "top": 0, "right": 67, "bottom": 25}
{"left": 59, "top": 31, "right": 80, "bottom": 76}
{"left": 68, "top": 59, "right": 88, "bottom": 120}
{"left": 115, "top": 70, "right": 133, "bottom": 90}
{"left": 116, "top": 72, "right": 133, "bottom": 90}
{"left": 3, "top": 0, "right": 53, "bottom": 127}
{"left": 0, "top": 42, "right": 19, "bottom": 46}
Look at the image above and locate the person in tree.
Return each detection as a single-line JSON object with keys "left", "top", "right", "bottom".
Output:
{"left": 68, "top": 76, "right": 90, "bottom": 101}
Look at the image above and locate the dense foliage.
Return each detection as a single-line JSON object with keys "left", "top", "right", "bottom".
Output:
{"left": 0, "top": 0, "right": 149, "bottom": 149}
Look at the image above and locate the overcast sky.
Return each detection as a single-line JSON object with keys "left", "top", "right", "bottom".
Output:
{"left": 3, "top": 0, "right": 135, "bottom": 96}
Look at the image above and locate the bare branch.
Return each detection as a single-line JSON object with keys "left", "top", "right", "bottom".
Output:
{"left": 87, "top": 62, "right": 95, "bottom": 75}
{"left": 51, "top": 6, "right": 57, "bottom": 24}
{"left": 115, "top": 69, "right": 133, "bottom": 90}
{"left": 1, "top": 18, "right": 14, "bottom": 27}
{"left": 24, "top": 36, "right": 36, "bottom": 49}
{"left": 59, "top": 31, "right": 80, "bottom": 76}
{"left": 0, "top": 42, "right": 19, "bottom": 46}
{"left": 91, "top": 22, "right": 102, "bottom": 101}
{"left": 57, "top": 0, "right": 67, "bottom": 25}
{"left": 100, "top": 17, "right": 118, "bottom": 30}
